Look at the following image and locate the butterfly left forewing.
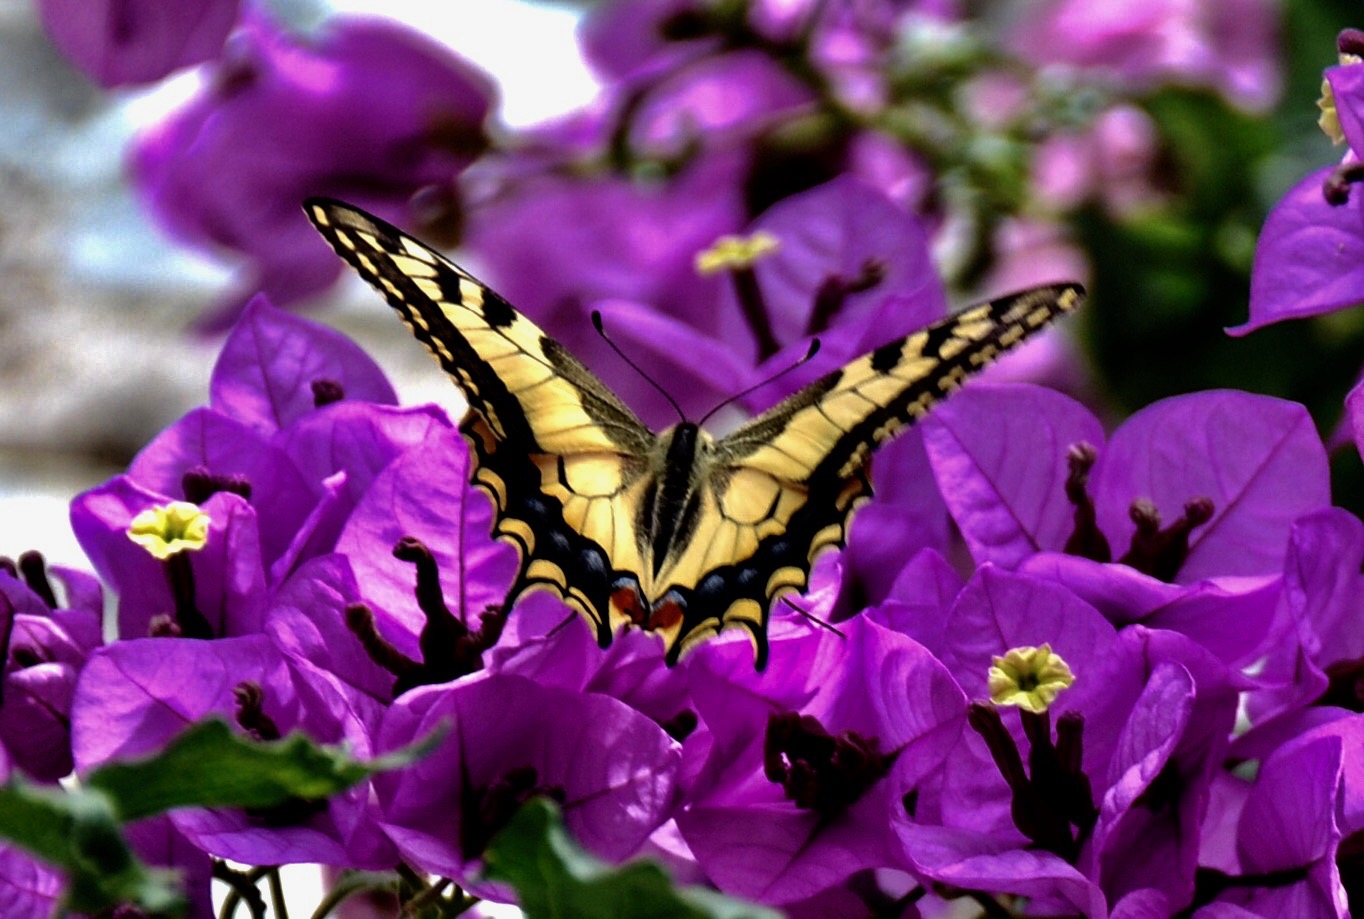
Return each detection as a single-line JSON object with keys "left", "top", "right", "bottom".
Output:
{"left": 306, "top": 199, "right": 658, "bottom": 645}
{"left": 681, "top": 283, "right": 1085, "bottom": 663}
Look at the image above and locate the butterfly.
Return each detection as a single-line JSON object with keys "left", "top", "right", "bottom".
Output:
{"left": 305, "top": 198, "right": 1083, "bottom": 668}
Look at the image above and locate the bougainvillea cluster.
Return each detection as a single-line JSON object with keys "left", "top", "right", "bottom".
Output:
{"left": 8, "top": 0, "right": 1364, "bottom": 916}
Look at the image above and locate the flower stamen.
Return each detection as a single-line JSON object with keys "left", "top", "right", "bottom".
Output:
{"left": 126, "top": 502, "right": 214, "bottom": 639}
{"left": 1061, "top": 442, "right": 1111, "bottom": 562}
{"left": 127, "top": 501, "right": 211, "bottom": 560}
{"left": 763, "top": 711, "right": 896, "bottom": 819}
{"left": 988, "top": 644, "right": 1075, "bottom": 714}
{"left": 461, "top": 766, "right": 565, "bottom": 860}
{"left": 696, "top": 231, "right": 783, "bottom": 360}
{"left": 311, "top": 379, "right": 345, "bottom": 407}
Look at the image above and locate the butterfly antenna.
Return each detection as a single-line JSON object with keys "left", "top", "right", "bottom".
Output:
{"left": 591, "top": 311, "right": 686, "bottom": 423}
{"left": 781, "top": 594, "right": 846, "bottom": 640}
{"left": 697, "top": 338, "right": 822, "bottom": 428}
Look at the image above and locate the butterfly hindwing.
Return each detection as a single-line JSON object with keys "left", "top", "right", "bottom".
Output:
{"left": 305, "top": 199, "right": 655, "bottom": 643}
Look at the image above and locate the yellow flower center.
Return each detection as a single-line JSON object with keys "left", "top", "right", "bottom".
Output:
{"left": 126, "top": 501, "right": 211, "bottom": 560}
{"left": 1319, "top": 77, "right": 1345, "bottom": 145}
{"left": 988, "top": 643, "right": 1075, "bottom": 714}
{"left": 694, "top": 231, "right": 781, "bottom": 275}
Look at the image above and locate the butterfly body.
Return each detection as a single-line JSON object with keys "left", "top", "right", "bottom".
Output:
{"left": 306, "top": 198, "right": 1083, "bottom": 668}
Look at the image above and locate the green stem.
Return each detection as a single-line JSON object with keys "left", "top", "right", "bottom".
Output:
{"left": 267, "top": 868, "right": 288, "bottom": 919}
{"left": 214, "top": 862, "right": 269, "bottom": 919}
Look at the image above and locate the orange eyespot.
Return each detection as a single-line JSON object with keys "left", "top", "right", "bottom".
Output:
{"left": 646, "top": 596, "right": 685, "bottom": 633}
{"left": 611, "top": 583, "right": 648, "bottom": 627}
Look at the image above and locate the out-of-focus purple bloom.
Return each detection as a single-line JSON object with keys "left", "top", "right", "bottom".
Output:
{"left": 579, "top": 0, "right": 715, "bottom": 83}
{"left": 210, "top": 295, "right": 397, "bottom": 434}
{"left": 618, "top": 50, "right": 813, "bottom": 160}
{"left": 1032, "top": 106, "right": 1165, "bottom": 217}
{"left": 38, "top": 0, "right": 241, "bottom": 88}
{"left": 678, "top": 617, "right": 965, "bottom": 905}
{"left": 592, "top": 176, "right": 948, "bottom": 425}
{"left": 980, "top": 219, "right": 1094, "bottom": 303}
{"left": 464, "top": 153, "right": 745, "bottom": 426}
{"left": 132, "top": 13, "right": 496, "bottom": 328}
{"left": 72, "top": 634, "right": 396, "bottom": 868}
{"left": 124, "top": 816, "right": 215, "bottom": 919}
{"left": 717, "top": 176, "right": 946, "bottom": 379}
{"left": 374, "top": 672, "right": 681, "bottom": 884}
{"left": 1009, "top": 0, "right": 1281, "bottom": 112}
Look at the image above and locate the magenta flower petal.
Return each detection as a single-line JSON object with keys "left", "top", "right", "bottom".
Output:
{"left": 1237, "top": 167, "right": 1364, "bottom": 334}
{"left": 893, "top": 823, "right": 1108, "bottom": 917}
{"left": 375, "top": 673, "right": 681, "bottom": 881}
{"left": 1087, "top": 630, "right": 1243, "bottom": 908}
{"left": 71, "top": 635, "right": 294, "bottom": 769}
{"left": 335, "top": 426, "right": 517, "bottom": 655}
{"left": 211, "top": 294, "right": 396, "bottom": 433}
{"left": 1222, "top": 736, "right": 1348, "bottom": 916}
{"left": 38, "top": 0, "right": 240, "bottom": 87}
{"left": 0, "top": 661, "right": 77, "bottom": 782}
{"left": 722, "top": 176, "right": 945, "bottom": 354}
{"left": 937, "top": 565, "right": 1117, "bottom": 702}
{"left": 679, "top": 619, "right": 965, "bottom": 904}
{"left": 70, "top": 478, "right": 266, "bottom": 640}
{"left": 0, "top": 842, "right": 63, "bottom": 919}
{"left": 127, "top": 407, "right": 314, "bottom": 566}
{"left": 72, "top": 634, "right": 393, "bottom": 867}
{"left": 1018, "top": 553, "right": 1281, "bottom": 666}
{"left": 836, "top": 433, "right": 952, "bottom": 613}
{"left": 1092, "top": 391, "right": 1328, "bottom": 581}
{"left": 921, "top": 383, "right": 1105, "bottom": 568}
{"left": 266, "top": 554, "right": 394, "bottom": 704}
{"left": 274, "top": 403, "right": 451, "bottom": 509}
{"left": 131, "top": 13, "right": 496, "bottom": 326}
{"left": 866, "top": 547, "right": 965, "bottom": 656}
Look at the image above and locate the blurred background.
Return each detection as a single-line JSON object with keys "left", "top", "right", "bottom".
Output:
{"left": 3, "top": 0, "right": 1364, "bottom": 571}
{"left": 0, "top": 0, "right": 597, "bottom": 565}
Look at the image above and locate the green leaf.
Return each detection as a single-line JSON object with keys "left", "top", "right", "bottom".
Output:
{"left": 88, "top": 716, "right": 440, "bottom": 821}
{"left": 0, "top": 780, "right": 185, "bottom": 915}
{"left": 0, "top": 717, "right": 440, "bottom": 915}
{"left": 483, "top": 798, "right": 781, "bottom": 919}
